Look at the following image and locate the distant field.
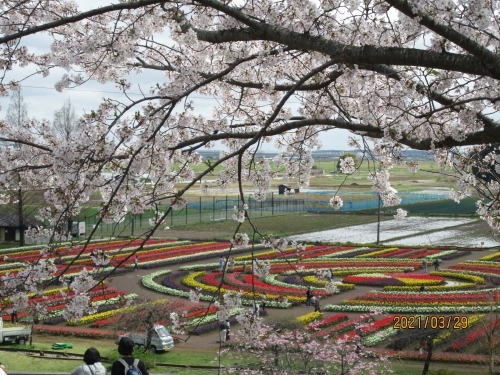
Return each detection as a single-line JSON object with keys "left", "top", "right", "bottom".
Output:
{"left": 60, "top": 158, "right": 471, "bottom": 239}
{"left": 184, "top": 160, "right": 459, "bottom": 193}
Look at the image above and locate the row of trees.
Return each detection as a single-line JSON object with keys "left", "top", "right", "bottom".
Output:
{"left": 5, "top": 88, "right": 79, "bottom": 142}
{"left": 1, "top": 89, "right": 80, "bottom": 245}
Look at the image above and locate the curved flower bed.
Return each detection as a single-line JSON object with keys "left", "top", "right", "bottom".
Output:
{"left": 301, "top": 275, "right": 354, "bottom": 291}
{"left": 343, "top": 273, "right": 445, "bottom": 287}
{"left": 479, "top": 251, "right": 500, "bottom": 261}
{"left": 449, "top": 261, "right": 500, "bottom": 278}
{"left": 282, "top": 266, "right": 417, "bottom": 277}
{"left": 324, "top": 304, "right": 500, "bottom": 314}
{"left": 323, "top": 286, "right": 500, "bottom": 313}
{"left": 142, "top": 269, "right": 293, "bottom": 308}
{"left": 65, "top": 294, "right": 139, "bottom": 326}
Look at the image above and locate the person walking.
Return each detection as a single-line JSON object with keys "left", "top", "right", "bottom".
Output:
{"left": 219, "top": 320, "right": 228, "bottom": 343}
{"left": 312, "top": 296, "right": 321, "bottom": 312}
{"left": 422, "top": 258, "right": 428, "bottom": 272}
{"left": 219, "top": 256, "right": 224, "bottom": 272}
{"left": 327, "top": 269, "right": 332, "bottom": 282}
{"left": 111, "top": 337, "right": 149, "bottom": 375}
{"left": 433, "top": 259, "right": 439, "bottom": 271}
{"left": 261, "top": 293, "right": 267, "bottom": 310}
{"left": 225, "top": 319, "right": 231, "bottom": 341}
{"left": 305, "top": 287, "right": 313, "bottom": 307}
{"left": 253, "top": 302, "right": 260, "bottom": 317}
{"left": 133, "top": 255, "right": 139, "bottom": 270}
{"left": 310, "top": 295, "right": 318, "bottom": 312}
{"left": 229, "top": 257, "right": 235, "bottom": 273}
{"left": 71, "top": 347, "right": 107, "bottom": 375}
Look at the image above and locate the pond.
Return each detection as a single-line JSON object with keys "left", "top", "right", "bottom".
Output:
{"left": 288, "top": 217, "right": 500, "bottom": 248}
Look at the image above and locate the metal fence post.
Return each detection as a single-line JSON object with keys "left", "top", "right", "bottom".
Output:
{"left": 272, "top": 192, "right": 274, "bottom": 215}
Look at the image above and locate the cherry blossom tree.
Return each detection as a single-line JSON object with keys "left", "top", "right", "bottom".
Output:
{"left": 226, "top": 321, "right": 392, "bottom": 375}
{"left": 0, "top": 0, "right": 500, "bottom": 334}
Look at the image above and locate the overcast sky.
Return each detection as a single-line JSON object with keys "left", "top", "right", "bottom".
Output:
{"left": 0, "top": 1, "right": 353, "bottom": 152}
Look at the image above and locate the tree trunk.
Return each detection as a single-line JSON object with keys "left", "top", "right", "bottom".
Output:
{"left": 17, "top": 183, "right": 24, "bottom": 247}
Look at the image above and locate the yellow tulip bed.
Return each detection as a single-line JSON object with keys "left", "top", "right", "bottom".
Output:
{"left": 296, "top": 311, "right": 323, "bottom": 325}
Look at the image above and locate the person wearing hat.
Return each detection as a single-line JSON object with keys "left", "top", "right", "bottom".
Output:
{"left": 111, "top": 336, "right": 149, "bottom": 375}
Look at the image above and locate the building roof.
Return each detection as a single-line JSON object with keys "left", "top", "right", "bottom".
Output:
{"left": 0, "top": 212, "right": 43, "bottom": 227}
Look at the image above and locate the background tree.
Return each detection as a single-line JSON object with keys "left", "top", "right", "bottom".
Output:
{"left": 5, "top": 88, "right": 28, "bottom": 131}
{"left": 2, "top": 87, "right": 44, "bottom": 246}
{"left": 336, "top": 152, "right": 360, "bottom": 173}
{"left": 52, "top": 99, "right": 79, "bottom": 141}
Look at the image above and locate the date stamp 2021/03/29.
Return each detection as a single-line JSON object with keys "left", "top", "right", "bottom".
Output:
{"left": 392, "top": 315, "right": 468, "bottom": 330}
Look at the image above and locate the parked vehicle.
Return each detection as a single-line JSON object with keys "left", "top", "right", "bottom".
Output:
{"left": 0, "top": 318, "right": 31, "bottom": 345}
{"left": 116, "top": 324, "right": 174, "bottom": 353}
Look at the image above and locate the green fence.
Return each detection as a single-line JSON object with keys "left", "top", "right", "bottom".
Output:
{"left": 77, "top": 194, "right": 306, "bottom": 234}
{"left": 74, "top": 192, "right": 478, "bottom": 236}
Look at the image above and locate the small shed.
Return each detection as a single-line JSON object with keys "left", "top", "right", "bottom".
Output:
{"left": 278, "top": 184, "right": 292, "bottom": 195}
{"left": 0, "top": 213, "right": 43, "bottom": 242}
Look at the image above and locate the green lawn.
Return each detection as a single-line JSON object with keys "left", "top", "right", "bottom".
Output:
{"left": 157, "top": 212, "right": 386, "bottom": 241}
{"left": 0, "top": 342, "right": 491, "bottom": 375}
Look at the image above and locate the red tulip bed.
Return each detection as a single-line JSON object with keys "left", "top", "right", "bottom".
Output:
{"left": 338, "top": 315, "right": 395, "bottom": 341}
{"left": 371, "top": 349, "right": 500, "bottom": 366}
{"left": 0, "top": 240, "right": 257, "bottom": 277}
{"left": 231, "top": 272, "right": 326, "bottom": 298}
{"left": 241, "top": 246, "right": 471, "bottom": 261}
{"left": 1, "top": 238, "right": 171, "bottom": 264}
{"left": 307, "top": 313, "right": 348, "bottom": 331}
{"left": 446, "top": 316, "right": 500, "bottom": 352}
{"left": 265, "top": 259, "right": 422, "bottom": 274}
{"left": 340, "top": 289, "right": 500, "bottom": 308}
{"left": 249, "top": 245, "right": 361, "bottom": 260}
{"left": 450, "top": 261, "right": 500, "bottom": 278}
{"left": 60, "top": 241, "right": 234, "bottom": 269}
{"left": 313, "top": 314, "right": 372, "bottom": 338}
